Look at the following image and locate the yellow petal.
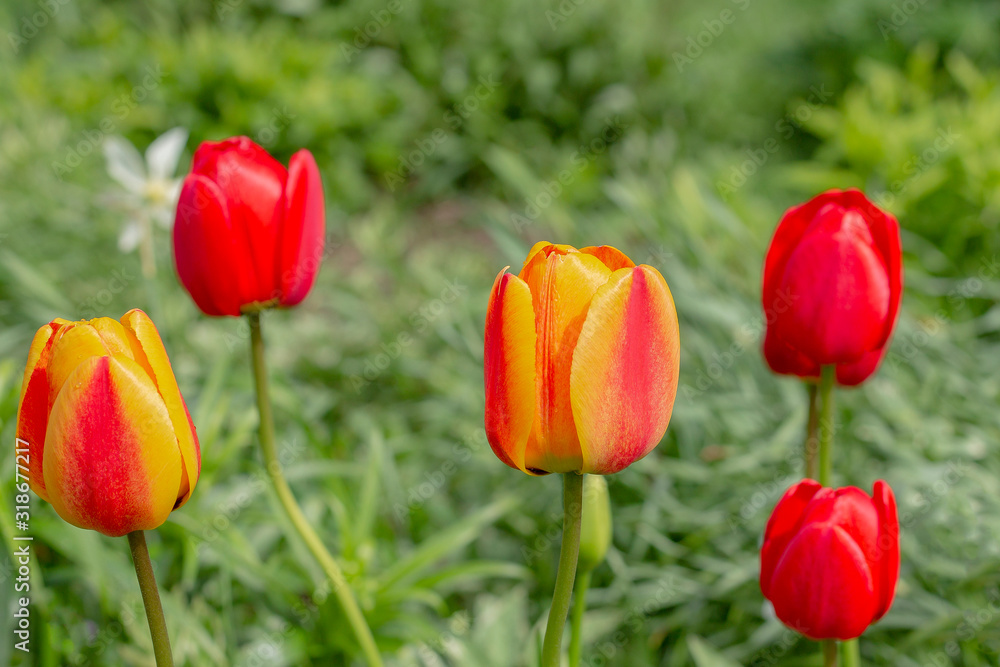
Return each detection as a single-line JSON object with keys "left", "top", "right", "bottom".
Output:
{"left": 570, "top": 265, "right": 680, "bottom": 474}
{"left": 519, "top": 247, "right": 612, "bottom": 473}
{"left": 484, "top": 268, "right": 536, "bottom": 473}
{"left": 120, "top": 309, "right": 201, "bottom": 506}
{"left": 43, "top": 355, "right": 182, "bottom": 537}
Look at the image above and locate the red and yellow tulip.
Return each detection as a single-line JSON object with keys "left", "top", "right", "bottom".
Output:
{"left": 484, "top": 242, "right": 680, "bottom": 475}
{"left": 16, "top": 309, "right": 200, "bottom": 537}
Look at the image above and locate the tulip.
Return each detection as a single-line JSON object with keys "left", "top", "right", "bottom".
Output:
{"left": 173, "top": 136, "right": 325, "bottom": 317}
{"left": 762, "top": 189, "right": 902, "bottom": 386}
{"left": 760, "top": 479, "right": 899, "bottom": 641}
{"left": 16, "top": 309, "right": 200, "bottom": 537}
{"left": 484, "top": 242, "right": 680, "bottom": 475}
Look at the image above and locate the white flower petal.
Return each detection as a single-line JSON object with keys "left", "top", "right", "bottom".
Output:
{"left": 118, "top": 220, "right": 144, "bottom": 252}
{"left": 152, "top": 207, "right": 173, "bottom": 229}
{"left": 146, "top": 127, "right": 189, "bottom": 180}
{"left": 104, "top": 136, "right": 147, "bottom": 193}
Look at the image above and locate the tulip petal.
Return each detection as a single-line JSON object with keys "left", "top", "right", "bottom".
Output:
{"left": 120, "top": 309, "right": 201, "bottom": 506}
{"left": 842, "top": 190, "right": 903, "bottom": 351}
{"left": 569, "top": 265, "right": 679, "bottom": 474}
{"left": 769, "top": 523, "right": 877, "bottom": 641}
{"left": 279, "top": 149, "right": 325, "bottom": 306}
{"left": 774, "top": 207, "right": 891, "bottom": 364}
{"left": 484, "top": 269, "right": 537, "bottom": 473}
{"left": 835, "top": 344, "right": 886, "bottom": 386}
{"left": 190, "top": 137, "right": 287, "bottom": 301}
{"left": 45, "top": 324, "right": 115, "bottom": 404}
{"left": 579, "top": 245, "right": 635, "bottom": 271}
{"left": 760, "top": 479, "right": 823, "bottom": 597}
{"left": 16, "top": 320, "right": 72, "bottom": 500}
{"left": 43, "top": 356, "right": 182, "bottom": 537}
{"left": 521, "top": 250, "right": 612, "bottom": 473}
{"left": 174, "top": 173, "right": 254, "bottom": 316}
{"left": 799, "top": 486, "right": 880, "bottom": 574}
{"left": 871, "top": 480, "right": 899, "bottom": 620}
{"left": 762, "top": 326, "right": 820, "bottom": 380}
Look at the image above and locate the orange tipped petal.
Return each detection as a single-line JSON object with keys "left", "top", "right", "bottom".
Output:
{"left": 16, "top": 320, "right": 72, "bottom": 500}
{"left": 45, "top": 323, "right": 114, "bottom": 406}
{"left": 579, "top": 245, "right": 636, "bottom": 271}
{"left": 42, "top": 355, "right": 183, "bottom": 537}
{"left": 120, "top": 309, "right": 201, "bottom": 506}
{"left": 484, "top": 269, "right": 536, "bottom": 473}
{"left": 521, "top": 250, "right": 612, "bottom": 473}
{"left": 570, "top": 265, "right": 680, "bottom": 474}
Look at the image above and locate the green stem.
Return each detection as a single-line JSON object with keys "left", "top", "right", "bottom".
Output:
{"left": 823, "top": 640, "right": 838, "bottom": 667}
{"left": 817, "top": 365, "right": 836, "bottom": 487}
{"left": 248, "top": 313, "right": 383, "bottom": 667}
{"left": 568, "top": 569, "right": 591, "bottom": 667}
{"left": 804, "top": 381, "right": 820, "bottom": 480}
{"left": 842, "top": 638, "right": 860, "bottom": 667}
{"left": 127, "top": 531, "right": 173, "bottom": 667}
{"left": 541, "top": 473, "right": 584, "bottom": 667}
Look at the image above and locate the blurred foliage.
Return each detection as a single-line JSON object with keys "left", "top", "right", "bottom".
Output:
{"left": 0, "top": 0, "right": 999, "bottom": 665}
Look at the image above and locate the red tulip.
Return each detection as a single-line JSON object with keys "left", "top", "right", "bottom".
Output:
{"left": 16, "top": 310, "right": 201, "bottom": 537}
{"left": 484, "top": 242, "right": 680, "bottom": 475}
{"left": 760, "top": 479, "right": 899, "bottom": 640}
{"left": 762, "top": 189, "right": 902, "bottom": 385}
{"left": 173, "top": 136, "right": 325, "bottom": 317}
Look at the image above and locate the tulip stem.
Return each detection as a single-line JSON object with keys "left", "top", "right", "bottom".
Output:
{"left": 822, "top": 640, "right": 838, "bottom": 667}
{"left": 842, "top": 638, "right": 861, "bottom": 667}
{"left": 542, "top": 472, "right": 584, "bottom": 667}
{"left": 247, "top": 313, "right": 383, "bottom": 667}
{"left": 568, "top": 569, "right": 591, "bottom": 667}
{"left": 817, "top": 365, "right": 836, "bottom": 487}
{"left": 127, "top": 531, "right": 173, "bottom": 667}
{"left": 804, "top": 381, "right": 820, "bottom": 479}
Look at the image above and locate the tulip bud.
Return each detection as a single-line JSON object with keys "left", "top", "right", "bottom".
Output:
{"left": 173, "top": 136, "right": 326, "bottom": 317}
{"left": 760, "top": 479, "right": 899, "bottom": 640}
{"left": 484, "top": 242, "right": 680, "bottom": 475}
{"left": 762, "top": 189, "right": 902, "bottom": 386}
{"left": 578, "top": 475, "right": 611, "bottom": 572}
{"left": 16, "top": 309, "right": 201, "bottom": 537}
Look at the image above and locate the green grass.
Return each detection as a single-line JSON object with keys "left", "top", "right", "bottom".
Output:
{"left": 1, "top": 0, "right": 999, "bottom": 665}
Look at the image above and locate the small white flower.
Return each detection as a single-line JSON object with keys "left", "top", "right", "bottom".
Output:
{"left": 103, "top": 127, "right": 188, "bottom": 253}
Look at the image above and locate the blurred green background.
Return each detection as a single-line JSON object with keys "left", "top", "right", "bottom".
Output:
{"left": 1, "top": 0, "right": 999, "bottom": 665}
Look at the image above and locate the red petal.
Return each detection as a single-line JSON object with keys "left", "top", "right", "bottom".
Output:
{"left": 768, "top": 523, "right": 877, "bottom": 640}
{"left": 760, "top": 479, "right": 822, "bottom": 596}
{"left": 278, "top": 149, "right": 325, "bottom": 306}
{"left": 483, "top": 269, "right": 536, "bottom": 473}
{"left": 871, "top": 480, "right": 900, "bottom": 620}
{"left": 190, "top": 137, "right": 287, "bottom": 303}
{"left": 174, "top": 174, "right": 253, "bottom": 316}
